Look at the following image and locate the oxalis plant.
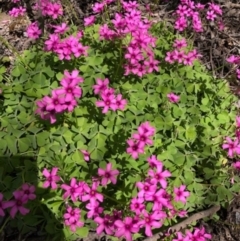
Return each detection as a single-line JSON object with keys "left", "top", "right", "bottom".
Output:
{"left": 0, "top": 0, "right": 240, "bottom": 241}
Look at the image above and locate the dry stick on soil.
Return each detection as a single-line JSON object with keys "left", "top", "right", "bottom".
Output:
{"left": 143, "top": 205, "right": 220, "bottom": 241}
{"left": 223, "top": 3, "right": 240, "bottom": 8}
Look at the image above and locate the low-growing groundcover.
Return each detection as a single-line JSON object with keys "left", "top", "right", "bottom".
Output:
{"left": 0, "top": 1, "right": 240, "bottom": 241}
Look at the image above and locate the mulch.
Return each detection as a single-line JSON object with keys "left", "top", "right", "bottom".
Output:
{"left": 1, "top": 0, "right": 240, "bottom": 240}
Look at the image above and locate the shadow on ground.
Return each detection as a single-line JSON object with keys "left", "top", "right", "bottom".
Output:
{"left": 0, "top": 156, "right": 64, "bottom": 241}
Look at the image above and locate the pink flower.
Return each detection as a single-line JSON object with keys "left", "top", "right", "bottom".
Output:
{"left": 196, "top": 226, "right": 212, "bottom": 240}
{"left": 144, "top": 57, "right": 159, "bottom": 73}
{"left": 35, "top": 98, "right": 57, "bottom": 123}
{"left": 94, "top": 214, "right": 114, "bottom": 235}
{"left": 86, "top": 200, "right": 103, "bottom": 219}
{"left": 183, "top": 53, "right": 194, "bottom": 66}
{"left": 99, "top": 24, "right": 116, "bottom": 40}
{"left": 4, "top": 190, "right": 29, "bottom": 218}
{"left": 206, "top": 10, "right": 217, "bottom": 21}
{"left": 47, "top": 2, "right": 63, "bottom": 19}
{"left": 61, "top": 178, "right": 83, "bottom": 202}
{"left": 93, "top": 78, "right": 109, "bottom": 95}
{"left": 42, "top": 167, "right": 60, "bottom": 189}
{"left": 209, "top": 3, "right": 222, "bottom": 15}
{"left": 148, "top": 163, "right": 171, "bottom": 188}
{"left": 147, "top": 155, "right": 162, "bottom": 169}
{"left": 96, "top": 93, "right": 117, "bottom": 113}
{"left": 84, "top": 16, "right": 95, "bottom": 26}
{"left": 226, "top": 55, "right": 240, "bottom": 64}
{"left": 174, "top": 185, "right": 190, "bottom": 204}
{"left": 64, "top": 218, "right": 84, "bottom": 232}
{"left": 92, "top": 2, "right": 105, "bottom": 13}
{"left": 165, "top": 51, "right": 175, "bottom": 64}
{"left": 44, "top": 34, "right": 60, "bottom": 51}
{"left": 167, "top": 93, "right": 180, "bottom": 103}
{"left": 9, "top": 7, "right": 26, "bottom": 17}
{"left": 82, "top": 182, "right": 103, "bottom": 204}
{"left": 0, "top": 193, "right": 9, "bottom": 217}
{"left": 45, "top": 90, "right": 66, "bottom": 113}
{"left": 178, "top": 210, "right": 188, "bottom": 218}
{"left": 172, "top": 50, "right": 185, "bottom": 63}
{"left": 136, "top": 180, "right": 157, "bottom": 198}
{"left": 62, "top": 70, "right": 84, "bottom": 83}
{"left": 98, "top": 163, "right": 119, "bottom": 186}
{"left": 222, "top": 137, "right": 240, "bottom": 158}
{"left": 80, "top": 150, "right": 90, "bottom": 161}
{"left": 126, "top": 139, "right": 145, "bottom": 159}
{"left": 138, "top": 122, "right": 155, "bottom": 137}
{"left": 64, "top": 206, "right": 81, "bottom": 224}
{"left": 115, "top": 217, "right": 139, "bottom": 241}
{"left": 186, "top": 227, "right": 211, "bottom": 241}
{"left": 218, "top": 21, "right": 224, "bottom": 31}
{"left": 233, "top": 161, "right": 240, "bottom": 170}
{"left": 57, "top": 76, "right": 82, "bottom": 101}
{"left": 195, "top": 3, "right": 205, "bottom": 10}
{"left": 21, "top": 183, "right": 36, "bottom": 200}
{"left": 132, "top": 128, "right": 153, "bottom": 146}
{"left": 52, "top": 23, "right": 69, "bottom": 34}
{"left": 174, "top": 17, "right": 187, "bottom": 31}
{"left": 115, "top": 94, "right": 127, "bottom": 111}
{"left": 26, "top": 22, "right": 42, "bottom": 39}
{"left": 145, "top": 188, "right": 172, "bottom": 210}
{"left": 139, "top": 210, "right": 165, "bottom": 237}
{"left": 122, "top": 0, "right": 138, "bottom": 11}
{"left": 173, "top": 38, "right": 187, "bottom": 49}
{"left": 125, "top": 47, "right": 143, "bottom": 65}
{"left": 130, "top": 197, "right": 145, "bottom": 214}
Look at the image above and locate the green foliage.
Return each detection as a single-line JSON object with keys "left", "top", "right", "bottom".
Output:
{"left": 0, "top": 18, "right": 239, "bottom": 241}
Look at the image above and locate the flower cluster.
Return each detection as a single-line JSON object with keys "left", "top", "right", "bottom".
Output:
{"left": 44, "top": 33, "right": 89, "bottom": 61}
{"left": 174, "top": 0, "right": 222, "bottom": 33}
{"left": 172, "top": 227, "right": 211, "bottom": 241}
{"left": 127, "top": 122, "right": 155, "bottom": 159}
{"left": 165, "top": 38, "right": 201, "bottom": 66}
{"left": 41, "top": 163, "right": 118, "bottom": 233}
{"left": 41, "top": 155, "right": 192, "bottom": 241}
{"left": 207, "top": 3, "right": 223, "bottom": 21}
{"left": 38, "top": 118, "right": 214, "bottom": 241}
{"left": 0, "top": 183, "right": 36, "bottom": 218}
{"left": 33, "top": 0, "right": 63, "bottom": 19}
{"left": 64, "top": 206, "right": 84, "bottom": 232}
{"left": 7, "top": 0, "right": 217, "bottom": 240}
{"left": 93, "top": 78, "right": 127, "bottom": 114}
{"left": 35, "top": 70, "right": 84, "bottom": 123}
{"left": 26, "top": 22, "right": 42, "bottom": 39}
{"left": 50, "top": 23, "right": 69, "bottom": 34}
{"left": 96, "top": 1, "right": 159, "bottom": 77}
{"left": 9, "top": 6, "right": 26, "bottom": 17}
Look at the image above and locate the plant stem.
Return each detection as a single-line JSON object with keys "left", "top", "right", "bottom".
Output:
{"left": 0, "top": 216, "right": 10, "bottom": 233}
{"left": 102, "top": 192, "right": 123, "bottom": 205}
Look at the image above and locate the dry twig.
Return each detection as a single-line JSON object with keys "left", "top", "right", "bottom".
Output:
{"left": 143, "top": 205, "right": 220, "bottom": 241}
